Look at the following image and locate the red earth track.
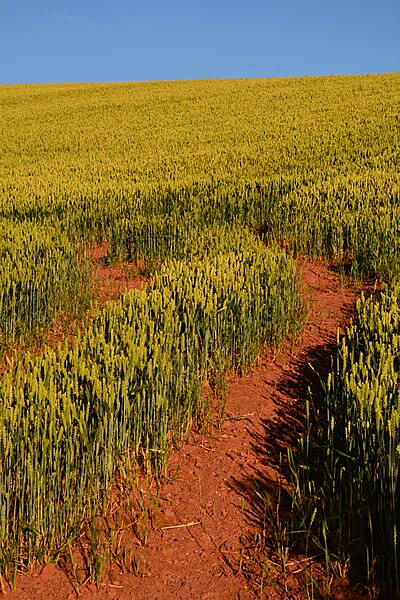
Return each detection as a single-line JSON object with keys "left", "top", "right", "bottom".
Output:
{"left": 2, "top": 258, "right": 368, "bottom": 599}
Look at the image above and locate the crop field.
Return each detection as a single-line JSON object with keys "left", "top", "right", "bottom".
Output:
{"left": 0, "top": 73, "right": 399, "bottom": 595}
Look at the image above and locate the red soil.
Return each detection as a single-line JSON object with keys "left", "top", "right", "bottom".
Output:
{"left": 1, "top": 258, "right": 368, "bottom": 600}
{"left": 88, "top": 243, "right": 149, "bottom": 303}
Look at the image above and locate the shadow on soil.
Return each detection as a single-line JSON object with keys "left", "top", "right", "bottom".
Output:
{"left": 229, "top": 331, "right": 368, "bottom": 599}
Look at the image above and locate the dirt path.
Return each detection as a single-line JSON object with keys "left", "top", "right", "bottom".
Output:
{"left": 2, "top": 259, "right": 364, "bottom": 600}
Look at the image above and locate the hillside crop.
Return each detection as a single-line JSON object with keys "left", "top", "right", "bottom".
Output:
{"left": 0, "top": 74, "right": 399, "bottom": 593}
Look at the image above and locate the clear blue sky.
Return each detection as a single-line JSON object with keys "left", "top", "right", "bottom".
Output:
{"left": 1, "top": 0, "right": 399, "bottom": 84}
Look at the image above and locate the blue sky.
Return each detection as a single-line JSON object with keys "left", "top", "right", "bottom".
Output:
{"left": 1, "top": 0, "right": 399, "bottom": 84}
